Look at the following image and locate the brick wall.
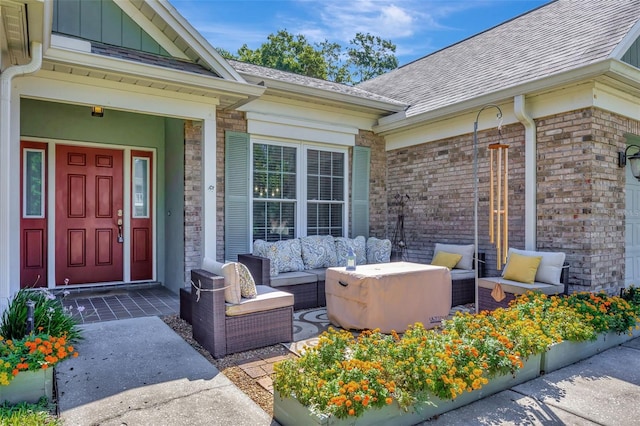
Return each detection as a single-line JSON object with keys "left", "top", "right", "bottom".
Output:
{"left": 385, "top": 123, "right": 526, "bottom": 272}
{"left": 216, "top": 110, "right": 247, "bottom": 261}
{"left": 537, "top": 108, "right": 640, "bottom": 294}
{"left": 184, "top": 120, "right": 202, "bottom": 284}
{"left": 384, "top": 107, "right": 640, "bottom": 294}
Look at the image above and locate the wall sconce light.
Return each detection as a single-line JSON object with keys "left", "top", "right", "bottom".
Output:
{"left": 619, "top": 145, "right": 640, "bottom": 181}
{"left": 91, "top": 106, "right": 104, "bottom": 117}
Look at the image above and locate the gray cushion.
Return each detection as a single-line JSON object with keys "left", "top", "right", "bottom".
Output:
{"left": 450, "top": 269, "right": 475, "bottom": 281}
{"left": 479, "top": 277, "right": 564, "bottom": 296}
{"left": 269, "top": 271, "right": 318, "bottom": 288}
{"left": 225, "top": 285, "right": 293, "bottom": 316}
{"left": 434, "top": 243, "right": 475, "bottom": 270}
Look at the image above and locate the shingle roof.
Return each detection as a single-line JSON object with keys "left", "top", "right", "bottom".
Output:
{"left": 358, "top": 0, "right": 640, "bottom": 118}
{"left": 229, "top": 60, "right": 407, "bottom": 107}
{"left": 91, "top": 41, "right": 220, "bottom": 77}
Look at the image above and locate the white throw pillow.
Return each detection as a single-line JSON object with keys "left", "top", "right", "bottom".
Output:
{"left": 201, "top": 257, "right": 242, "bottom": 304}
{"left": 433, "top": 243, "right": 475, "bottom": 270}
{"left": 505, "top": 248, "right": 565, "bottom": 285}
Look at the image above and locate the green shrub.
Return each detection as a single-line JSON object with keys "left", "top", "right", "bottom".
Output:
{"left": 0, "top": 289, "right": 81, "bottom": 342}
{"left": 620, "top": 286, "right": 640, "bottom": 315}
{"left": 0, "top": 397, "right": 60, "bottom": 425}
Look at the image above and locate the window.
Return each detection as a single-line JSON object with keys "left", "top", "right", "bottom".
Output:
{"left": 306, "top": 149, "right": 344, "bottom": 236}
{"left": 23, "top": 149, "right": 45, "bottom": 218}
{"left": 132, "top": 156, "right": 149, "bottom": 218}
{"left": 251, "top": 142, "right": 346, "bottom": 241}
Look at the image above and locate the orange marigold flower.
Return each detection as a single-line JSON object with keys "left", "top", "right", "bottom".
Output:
{"left": 348, "top": 409, "right": 355, "bottom": 416}
{"left": 41, "top": 364, "right": 49, "bottom": 370}
{"left": 12, "top": 369, "right": 18, "bottom": 376}
{"left": 385, "top": 397, "right": 393, "bottom": 405}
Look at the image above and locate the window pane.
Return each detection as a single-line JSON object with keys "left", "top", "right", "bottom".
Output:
{"left": 332, "top": 152, "right": 344, "bottom": 175}
{"left": 319, "top": 151, "right": 332, "bottom": 175}
{"left": 253, "top": 143, "right": 297, "bottom": 240}
{"left": 254, "top": 171, "right": 267, "bottom": 198}
{"left": 253, "top": 201, "right": 295, "bottom": 242}
{"left": 132, "top": 157, "right": 149, "bottom": 217}
{"left": 24, "top": 150, "right": 44, "bottom": 217}
{"left": 307, "top": 175, "right": 318, "bottom": 200}
{"left": 282, "top": 173, "right": 296, "bottom": 199}
{"left": 306, "top": 149, "right": 345, "bottom": 236}
{"left": 307, "top": 150, "right": 318, "bottom": 174}
{"left": 333, "top": 177, "right": 344, "bottom": 200}
{"left": 319, "top": 176, "right": 332, "bottom": 200}
{"left": 283, "top": 147, "right": 297, "bottom": 173}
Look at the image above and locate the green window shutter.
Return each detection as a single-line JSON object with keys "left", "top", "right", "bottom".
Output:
{"left": 225, "top": 131, "right": 250, "bottom": 261}
{"left": 351, "top": 146, "right": 370, "bottom": 238}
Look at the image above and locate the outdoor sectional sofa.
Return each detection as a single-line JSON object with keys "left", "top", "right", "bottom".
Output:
{"left": 239, "top": 235, "right": 392, "bottom": 310}
{"left": 430, "top": 243, "right": 486, "bottom": 307}
{"left": 240, "top": 238, "right": 486, "bottom": 310}
{"left": 477, "top": 248, "right": 569, "bottom": 311}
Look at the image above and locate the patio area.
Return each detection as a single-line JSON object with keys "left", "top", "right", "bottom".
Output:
{"left": 51, "top": 286, "right": 640, "bottom": 425}
{"left": 59, "top": 284, "right": 180, "bottom": 324}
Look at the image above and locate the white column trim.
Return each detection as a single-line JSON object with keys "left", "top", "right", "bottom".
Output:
{"left": 514, "top": 94, "right": 537, "bottom": 250}
{"left": 202, "top": 116, "right": 217, "bottom": 261}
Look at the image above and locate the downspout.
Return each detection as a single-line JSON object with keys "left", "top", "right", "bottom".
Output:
{"left": 0, "top": 42, "right": 43, "bottom": 308}
{"left": 513, "top": 94, "right": 536, "bottom": 250}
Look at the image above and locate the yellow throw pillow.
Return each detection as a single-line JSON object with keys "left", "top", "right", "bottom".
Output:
{"left": 503, "top": 253, "right": 542, "bottom": 284}
{"left": 431, "top": 251, "right": 463, "bottom": 269}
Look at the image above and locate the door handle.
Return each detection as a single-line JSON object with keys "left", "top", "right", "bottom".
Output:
{"left": 117, "top": 218, "right": 124, "bottom": 243}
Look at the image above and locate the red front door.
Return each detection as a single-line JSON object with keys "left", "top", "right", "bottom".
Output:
{"left": 55, "top": 145, "right": 124, "bottom": 285}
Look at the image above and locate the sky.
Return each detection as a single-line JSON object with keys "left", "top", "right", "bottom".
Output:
{"left": 170, "top": 0, "right": 550, "bottom": 66}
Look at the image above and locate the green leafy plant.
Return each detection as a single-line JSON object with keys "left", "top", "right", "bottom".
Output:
{"left": 0, "top": 396, "right": 60, "bottom": 425}
{"left": 0, "top": 289, "right": 81, "bottom": 342}
{"left": 563, "top": 292, "right": 638, "bottom": 335}
{"left": 0, "top": 288, "right": 81, "bottom": 387}
{"left": 620, "top": 286, "right": 640, "bottom": 315}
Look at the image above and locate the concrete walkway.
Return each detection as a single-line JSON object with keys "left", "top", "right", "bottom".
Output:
{"left": 423, "top": 337, "right": 640, "bottom": 425}
{"left": 56, "top": 316, "right": 275, "bottom": 426}
{"left": 56, "top": 315, "right": 640, "bottom": 425}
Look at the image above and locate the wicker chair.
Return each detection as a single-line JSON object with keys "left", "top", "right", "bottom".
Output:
{"left": 188, "top": 268, "right": 294, "bottom": 358}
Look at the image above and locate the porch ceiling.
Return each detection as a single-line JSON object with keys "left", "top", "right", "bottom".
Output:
{"left": 1, "top": 0, "right": 29, "bottom": 66}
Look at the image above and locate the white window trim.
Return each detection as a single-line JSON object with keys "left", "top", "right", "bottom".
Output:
{"left": 250, "top": 137, "right": 349, "bottom": 239}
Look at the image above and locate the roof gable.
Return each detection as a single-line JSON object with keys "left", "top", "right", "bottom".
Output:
{"left": 50, "top": 0, "right": 244, "bottom": 82}
{"left": 359, "top": 0, "right": 640, "bottom": 118}
{"left": 52, "top": 0, "right": 173, "bottom": 58}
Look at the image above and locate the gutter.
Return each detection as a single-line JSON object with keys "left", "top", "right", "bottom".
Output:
{"left": 0, "top": 42, "right": 43, "bottom": 306}
{"left": 513, "top": 94, "right": 536, "bottom": 250}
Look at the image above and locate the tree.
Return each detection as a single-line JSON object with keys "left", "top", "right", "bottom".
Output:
{"left": 236, "top": 30, "right": 328, "bottom": 79}
{"left": 346, "top": 33, "right": 398, "bottom": 84}
{"left": 220, "top": 29, "right": 397, "bottom": 84}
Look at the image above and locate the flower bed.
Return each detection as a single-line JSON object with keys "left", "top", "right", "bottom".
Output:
{"left": 0, "top": 287, "right": 81, "bottom": 404}
{"left": 274, "top": 289, "right": 640, "bottom": 424}
{"left": 274, "top": 353, "right": 542, "bottom": 426}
